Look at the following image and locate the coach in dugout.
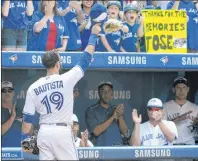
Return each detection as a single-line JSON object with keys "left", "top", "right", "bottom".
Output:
{"left": 85, "top": 82, "right": 129, "bottom": 146}
{"left": 131, "top": 98, "right": 178, "bottom": 146}
{"left": 163, "top": 77, "right": 198, "bottom": 145}
{"left": 1, "top": 81, "right": 20, "bottom": 147}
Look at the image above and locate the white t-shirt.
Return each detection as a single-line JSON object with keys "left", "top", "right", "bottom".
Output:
{"left": 163, "top": 100, "right": 198, "bottom": 145}
{"left": 139, "top": 120, "right": 178, "bottom": 146}
{"left": 75, "top": 137, "right": 94, "bottom": 147}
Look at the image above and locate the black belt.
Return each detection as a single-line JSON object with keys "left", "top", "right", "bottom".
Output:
{"left": 41, "top": 123, "right": 68, "bottom": 126}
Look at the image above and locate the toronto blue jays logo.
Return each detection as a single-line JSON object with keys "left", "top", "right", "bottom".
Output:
{"left": 160, "top": 56, "right": 168, "bottom": 65}
{"left": 9, "top": 54, "right": 18, "bottom": 63}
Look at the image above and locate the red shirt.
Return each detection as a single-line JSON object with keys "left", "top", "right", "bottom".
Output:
{"left": 46, "top": 22, "right": 57, "bottom": 51}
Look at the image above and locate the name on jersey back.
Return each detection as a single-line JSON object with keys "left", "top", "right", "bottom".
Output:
{"left": 34, "top": 80, "right": 63, "bottom": 96}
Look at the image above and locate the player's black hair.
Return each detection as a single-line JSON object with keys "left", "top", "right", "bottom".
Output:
{"left": 42, "top": 50, "right": 60, "bottom": 69}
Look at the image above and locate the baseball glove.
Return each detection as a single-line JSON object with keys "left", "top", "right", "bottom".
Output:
{"left": 21, "top": 135, "right": 39, "bottom": 155}
{"left": 103, "top": 19, "right": 123, "bottom": 33}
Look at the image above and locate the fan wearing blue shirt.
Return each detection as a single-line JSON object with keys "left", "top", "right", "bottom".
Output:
{"left": 79, "top": 0, "right": 95, "bottom": 51}
{"left": 58, "top": 1, "right": 84, "bottom": 51}
{"left": 27, "top": 0, "right": 69, "bottom": 52}
{"left": 2, "top": 0, "right": 34, "bottom": 51}
{"left": 167, "top": 0, "right": 198, "bottom": 53}
{"left": 120, "top": 5, "right": 144, "bottom": 52}
{"left": 96, "top": 1, "right": 128, "bottom": 52}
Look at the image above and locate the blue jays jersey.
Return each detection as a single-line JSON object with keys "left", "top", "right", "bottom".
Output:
{"left": 96, "top": 27, "right": 122, "bottom": 52}
{"left": 57, "top": 1, "right": 81, "bottom": 50}
{"left": 121, "top": 23, "right": 139, "bottom": 52}
{"left": 57, "top": 0, "right": 69, "bottom": 10}
{"left": 64, "top": 9, "right": 82, "bottom": 51}
{"left": 2, "top": 0, "right": 28, "bottom": 29}
{"left": 23, "top": 66, "right": 84, "bottom": 125}
{"left": 80, "top": 13, "right": 91, "bottom": 51}
{"left": 27, "top": 11, "right": 69, "bottom": 51}
{"left": 167, "top": 1, "right": 198, "bottom": 50}
{"left": 33, "top": 0, "right": 40, "bottom": 12}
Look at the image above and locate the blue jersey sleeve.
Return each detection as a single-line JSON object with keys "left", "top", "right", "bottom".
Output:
{"left": 32, "top": 11, "right": 43, "bottom": 26}
{"left": 62, "top": 18, "right": 69, "bottom": 39}
{"left": 32, "top": 11, "right": 43, "bottom": 33}
{"left": 33, "top": 1, "right": 40, "bottom": 12}
{"left": 167, "top": 1, "right": 174, "bottom": 10}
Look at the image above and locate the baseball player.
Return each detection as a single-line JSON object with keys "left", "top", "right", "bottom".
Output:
{"left": 21, "top": 4, "right": 104, "bottom": 160}
{"left": 163, "top": 77, "right": 198, "bottom": 145}
{"left": 131, "top": 98, "right": 178, "bottom": 146}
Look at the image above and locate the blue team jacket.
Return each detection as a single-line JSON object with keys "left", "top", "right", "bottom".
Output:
{"left": 27, "top": 11, "right": 69, "bottom": 51}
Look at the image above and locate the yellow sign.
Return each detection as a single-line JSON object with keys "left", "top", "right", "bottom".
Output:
{"left": 142, "top": 10, "right": 187, "bottom": 53}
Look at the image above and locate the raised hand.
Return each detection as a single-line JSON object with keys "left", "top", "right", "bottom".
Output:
{"left": 152, "top": 111, "right": 163, "bottom": 122}
{"left": 80, "top": 129, "right": 89, "bottom": 147}
{"left": 69, "top": 1, "right": 82, "bottom": 12}
{"left": 11, "top": 102, "right": 17, "bottom": 119}
{"left": 179, "top": 111, "right": 193, "bottom": 121}
{"left": 116, "top": 104, "right": 124, "bottom": 118}
{"left": 132, "top": 109, "right": 142, "bottom": 124}
{"left": 112, "top": 108, "right": 118, "bottom": 121}
{"left": 91, "top": 24, "right": 101, "bottom": 36}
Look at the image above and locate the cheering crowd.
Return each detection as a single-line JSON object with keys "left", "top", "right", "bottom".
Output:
{"left": 2, "top": 0, "right": 198, "bottom": 53}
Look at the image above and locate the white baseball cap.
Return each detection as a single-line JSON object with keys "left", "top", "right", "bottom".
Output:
{"left": 147, "top": 98, "right": 163, "bottom": 109}
{"left": 2, "top": 81, "right": 14, "bottom": 89}
{"left": 72, "top": 114, "right": 79, "bottom": 123}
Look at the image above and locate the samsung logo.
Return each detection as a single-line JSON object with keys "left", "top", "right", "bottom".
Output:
{"left": 182, "top": 57, "right": 198, "bottom": 65}
{"left": 89, "top": 90, "right": 131, "bottom": 100}
{"left": 108, "top": 56, "right": 147, "bottom": 65}
{"left": 78, "top": 150, "right": 99, "bottom": 159}
{"left": 32, "top": 55, "right": 72, "bottom": 64}
{"left": 135, "top": 149, "right": 171, "bottom": 158}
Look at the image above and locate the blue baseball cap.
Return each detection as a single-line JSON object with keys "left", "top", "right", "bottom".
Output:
{"left": 124, "top": 5, "right": 139, "bottom": 13}
{"left": 107, "top": 1, "right": 121, "bottom": 10}
{"left": 86, "top": 3, "right": 107, "bottom": 29}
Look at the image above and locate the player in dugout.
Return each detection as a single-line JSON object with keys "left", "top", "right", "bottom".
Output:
{"left": 163, "top": 77, "right": 198, "bottom": 145}
{"left": 85, "top": 81, "right": 129, "bottom": 146}
{"left": 131, "top": 98, "right": 178, "bottom": 146}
